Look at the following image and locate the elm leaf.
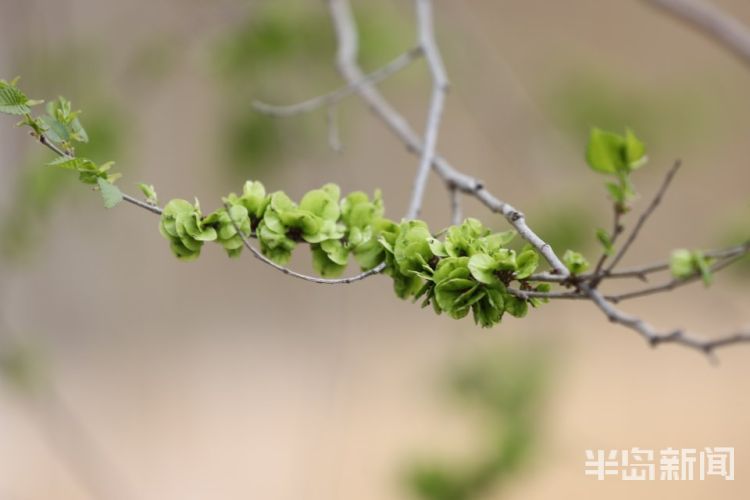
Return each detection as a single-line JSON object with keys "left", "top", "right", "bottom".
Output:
{"left": 97, "top": 178, "right": 123, "bottom": 209}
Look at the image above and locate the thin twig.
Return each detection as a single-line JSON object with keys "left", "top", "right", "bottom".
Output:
{"left": 605, "top": 160, "right": 682, "bottom": 273}
{"left": 591, "top": 205, "right": 625, "bottom": 278}
{"left": 581, "top": 282, "right": 750, "bottom": 357}
{"left": 511, "top": 245, "right": 747, "bottom": 302}
{"left": 252, "top": 47, "right": 423, "bottom": 117}
{"left": 507, "top": 288, "right": 584, "bottom": 301}
{"left": 606, "top": 250, "right": 747, "bottom": 303}
{"left": 525, "top": 241, "right": 750, "bottom": 285}
{"left": 38, "top": 134, "right": 164, "bottom": 215}
{"left": 602, "top": 242, "right": 750, "bottom": 280}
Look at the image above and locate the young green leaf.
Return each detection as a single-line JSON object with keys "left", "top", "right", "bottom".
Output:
{"left": 586, "top": 127, "right": 624, "bottom": 174}
{"left": 624, "top": 128, "right": 646, "bottom": 169}
{"left": 138, "top": 183, "right": 159, "bottom": 205}
{"left": 693, "top": 251, "right": 714, "bottom": 286}
{"left": 42, "top": 97, "right": 88, "bottom": 144}
{"left": 693, "top": 251, "right": 713, "bottom": 287}
{"left": 670, "top": 249, "right": 713, "bottom": 286}
{"left": 596, "top": 228, "right": 614, "bottom": 256}
{"left": 669, "top": 249, "right": 694, "bottom": 279}
{"left": 563, "top": 250, "right": 590, "bottom": 274}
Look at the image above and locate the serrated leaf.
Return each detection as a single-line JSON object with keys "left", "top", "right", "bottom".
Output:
{"left": 40, "top": 115, "right": 70, "bottom": 143}
{"left": 0, "top": 83, "right": 31, "bottom": 115}
{"left": 43, "top": 96, "right": 88, "bottom": 144}
{"left": 69, "top": 116, "right": 88, "bottom": 143}
{"left": 97, "top": 178, "right": 123, "bottom": 209}
{"left": 47, "top": 156, "right": 96, "bottom": 171}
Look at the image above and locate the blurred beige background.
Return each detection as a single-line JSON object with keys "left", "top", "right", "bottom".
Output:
{"left": 1, "top": 0, "right": 749, "bottom": 499}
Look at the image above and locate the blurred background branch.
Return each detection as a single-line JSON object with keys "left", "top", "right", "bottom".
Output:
{"left": 646, "top": 0, "right": 750, "bottom": 66}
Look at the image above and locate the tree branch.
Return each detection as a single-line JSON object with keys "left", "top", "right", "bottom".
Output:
{"left": 645, "top": 0, "right": 750, "bottom": 67}
{"left": 582, "top": 282, "right": 750, "bottom": 357}
{"left": 326, "top": 0, "right": 569, "bottom": 275}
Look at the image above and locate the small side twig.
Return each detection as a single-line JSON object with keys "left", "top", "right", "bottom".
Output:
{"left": 252, "top": 46, "right": 423, "bottom": 117}
{"left": 604, "top": 160, "right": 682, "bottom": 273}
{"left": 522, "top": 242, "right": 748, "bottom": 286}
{"left": 591, "top": 204, "right": 625, "bottom": 279}
{"left": 606, "top": 250, "right": 747, "bottom": 303}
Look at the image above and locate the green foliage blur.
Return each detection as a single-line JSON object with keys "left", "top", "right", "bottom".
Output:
{"left": 212, "top": 0, "right": 411, "bottom": 177}
{"left": 0, "top": 339, "right": 47, "bottom": 395}
{"left": 719, "top": 204, "right": 750, "bottom": 277}
{"left": 405, "top": 349, "right": 550, "bottom": 500}
{"left": 528, "top": 201, "right": 598, "bottom": 255}
{"left": 544, "top": 68, "right": 716, "bottom": 149}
